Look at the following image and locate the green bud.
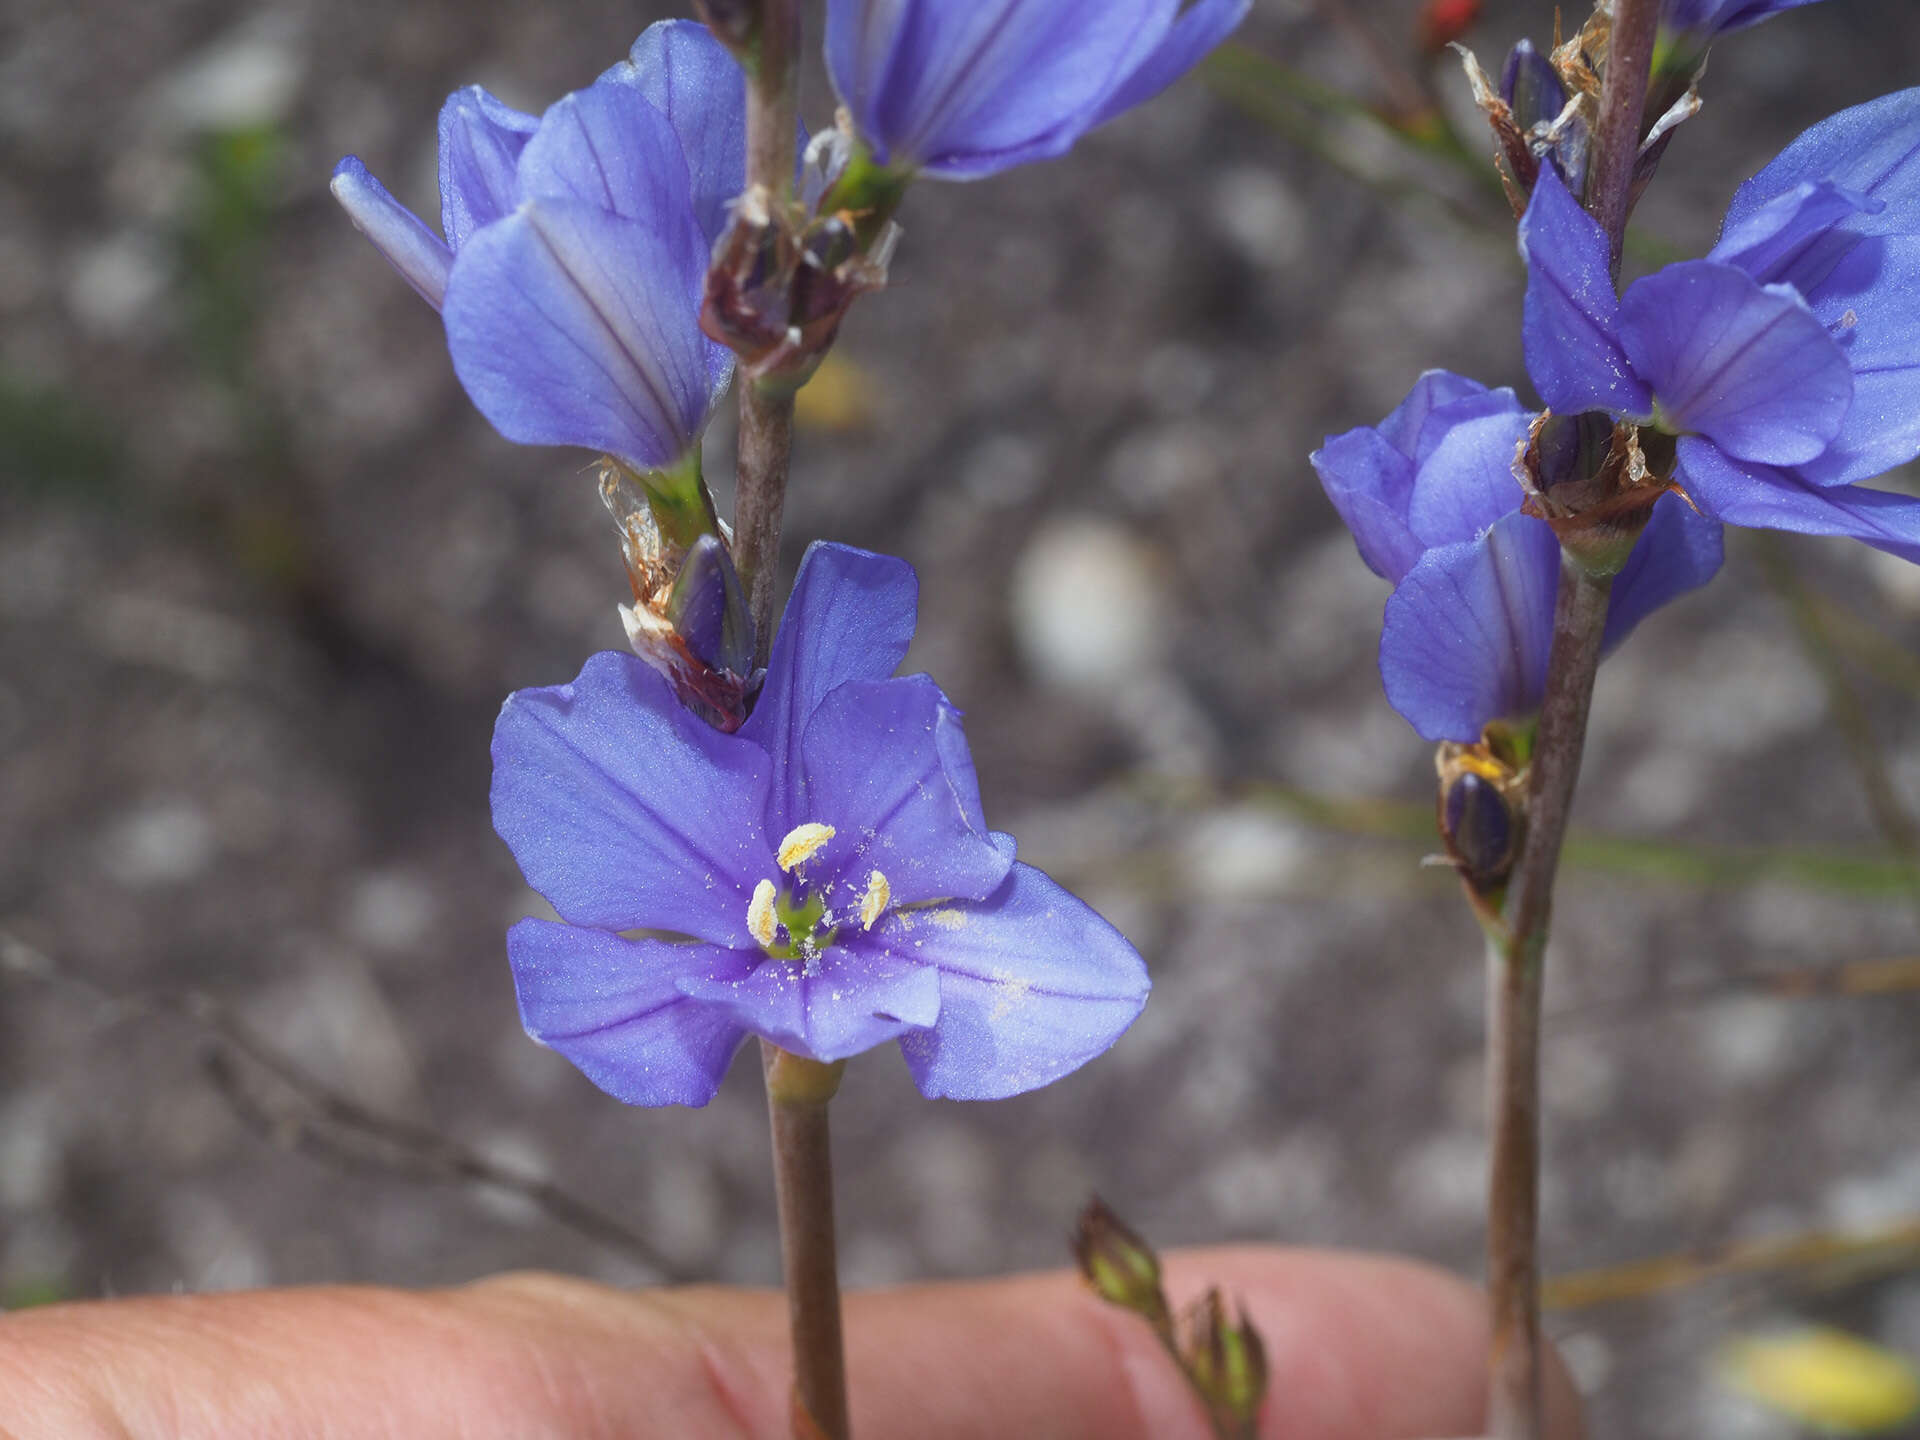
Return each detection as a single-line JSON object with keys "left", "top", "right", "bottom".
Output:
{"left": 1184, "top": 1289, "right": 1270, "bottom": 1432}
{"left": 1071, "top": 1195, "right": 1171, "bottom": 1332}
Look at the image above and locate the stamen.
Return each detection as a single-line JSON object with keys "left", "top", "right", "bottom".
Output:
{"left": 747, "top": 878, "right": 779, "bottom": 947}
{"left": 859, "top": 869, "right": 890, "bottom": 930}
{"left": 777, "top": 822, "right": 836, "bottom": 871}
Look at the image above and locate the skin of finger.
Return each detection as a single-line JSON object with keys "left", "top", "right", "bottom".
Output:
{"left": 0, "top": 1246, "right": 1582, "bottom": 1440}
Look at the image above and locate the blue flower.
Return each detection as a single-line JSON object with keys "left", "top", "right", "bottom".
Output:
{"left": 1521, "top": 88, "right": 1920, "bottom": 567}
{"left": 491, "top": 542, "right": 1152, "bottom": 1106}
{"left": 824, "top": 0, "right": 1250, "bottom": 180}
{"left": 1313, "top": 375, "right": 1722, "bottom": 741}
{"left": 330, "top": 21, "right": 744, "bottom": 473}
{"left": 1662, "top": 0, "right": 1825, "bottom": 44}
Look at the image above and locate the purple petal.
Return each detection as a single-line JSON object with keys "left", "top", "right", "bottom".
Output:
{"left": 1710, "top": 180, "right": 1877, "bottom": 297}
{"left": 796, "top": 676, "right": 1012, "bottom": 908}
{"left": 490, "top": 651, "right": 774, "bottom": 945}
{"left": 1519, "top": 168, "right": 1652, "bottom": 419}
{"left": 518, "top": 78, "right": 695, "bottom": 229}
{"left": 1378, "top": 370, "right": 1502, "bottom": 456}
{"left": 1380, "top": 513, "right": 1562, "bottom": 742}
{"left": 1310, "top": 428, "right": 1424, "bottom": 582}
{"left": 598, "top": 19, "right": 752, "bottom": 248}
{"left": 1663, "top": 0, "right": 1824, "bottom": 37}
{"left": 437, "top": 86, "right": 538, "bottom": 250}
{"left": 442, "top": 198, "right": 717, "bottom": 471}
{"left": 508, "top": 919, "right": 748, "bottom": 1107}
{"left": 1723, "top": 87, "right": 1920, "bottom": 242}
{"left": 1087, "top": 0, "right": 1252, "bottom": 130}
{"left": 1793, "top": 234, "right": 1920, "bottom": 486}
{"left": 827, "top": 0, "right": 1177, "bottom": 178}
{"left": 1678, "top": 436, "right": 1920, "bottom": 565}
{"left": 330, "top": 157, "right": 452, "bottom": 311}
{"left": 1602, "top": 491, "right": 1725, "bottom": 648}
{"left": 1312, "top": 373, "right": 1520, "bottom": 583}
{"left": 738, "top": 543, "right": 919, "bottom": 836}
{"left": 1619, "top": 260, "right": 1851, "bottom": 466}
{"left": 676, "top": 944, "right": 942, "bottom": 1064}
{"left": 1405, "top": 401, "right": 1534, "bottom": 548}
{"left": 884, "top": 864, "right": 1150, "bottom": 1101}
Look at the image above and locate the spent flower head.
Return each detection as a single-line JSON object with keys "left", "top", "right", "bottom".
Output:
{"left": 492, "top": 543, "right": 1151, "bottom": 1106}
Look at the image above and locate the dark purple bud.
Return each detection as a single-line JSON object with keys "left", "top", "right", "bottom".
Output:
{"left": 1441, "top": 770, "right": 1518, "bottom": 891}
{"left": 1500, "top": 40, "right": 1565, "bottom": 132}
{"left": 668, "top": 534, "right": 755, "bottom": 680}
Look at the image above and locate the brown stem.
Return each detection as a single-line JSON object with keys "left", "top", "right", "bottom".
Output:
{"left": 729, "top": 10, "right": 845, "bottom": 1438}
{"left": 1584, "top": 0, "right": 1660, "bottom": 277}
{"left": 1484, "top": 924, "right": 1545, "bottom": 1438}
{"left": 733, "top": 0, "right": 801, "bottom": 668}
{"left": 1480, "top": 5, "right": 1659, "bottom": 1430}
{"left": 762, "top": 1043, "right": 850, "bottom": 1440}
{"left": 736, "top": 379, "right": 796, "bottom": 668}
{"left": 1484, "top": 561, "right": 1610, "bottom": 1440}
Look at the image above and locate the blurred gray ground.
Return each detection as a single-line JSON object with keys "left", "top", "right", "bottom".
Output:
{"left": 6, "top": 0, "right": 1920, "bottom": 1433}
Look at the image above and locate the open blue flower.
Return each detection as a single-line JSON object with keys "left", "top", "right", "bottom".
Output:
{"left": 1313, "top": 373, "right": 1723, "bottom": 741}
{"left": 330, "top": 21, "right": 744, "bottom": 473}
{"left": 491, "top": 542, "right": 1151, "bottom": 1106}
{"left": 824, "top": 0, "right": 1250, "bottom": 180}
{"left": 1521, "top": 88, "right": 1920, "bottom": 567}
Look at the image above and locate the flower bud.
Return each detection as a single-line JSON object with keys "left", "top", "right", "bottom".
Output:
{"left": 1435, "top": 740, "right": 1526, "bottom": 895}
{"left": 1183, "top": 1289, "right": 1270, "bottom": 1433}
{"left": 1500, "top": 39, "right": 1564, "bottom": 131}
{"left": 602, "top": 460, "right": 757, "bottom": 732}
{"left": 1071, "top": 1195, "right": 1171, "bottom": 1332}
{"left": 668, "top": 534, "right": 756, "bottom": 680}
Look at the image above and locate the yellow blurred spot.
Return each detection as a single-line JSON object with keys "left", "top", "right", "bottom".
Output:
{"left": 794, "top": 355, "right": 878, "bottom": 434}
{"left": 777, "top": 822, "right": 835, "bottom": 871}
{"left": 1720, "top": 1327, "right": 1920, "bottom": 1434}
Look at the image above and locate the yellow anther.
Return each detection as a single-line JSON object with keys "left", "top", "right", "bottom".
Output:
{"left": 747, "top": 878, "right": 779, "bottom": 948}
{"left": 777, "top": 822, "right": 836, "bottom": 871}
{"left": 859, "top": 870, "right": 890, "bottom": 930}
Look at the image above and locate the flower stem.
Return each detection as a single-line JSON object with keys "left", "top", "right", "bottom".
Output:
{"left": 728, "top": 10, "right": 847, "bottom": 1436}
{"left": 762, "top": 1044, "right": 851, "bottom": 1440}
{"left": 1480, "top": 5, "right": 1658, "bottom": 1431}
{"left": 736, "top": 378, "right": 796, "bottom": 669}
{"left": 731, "top": 0, "right": 801, "bottom": 666}
{"left": 1585, "top": 0, "right": 1660, "bottom": 278}
{"left": 1485, "top": 558, "right": 1612, "bottom": 1440}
